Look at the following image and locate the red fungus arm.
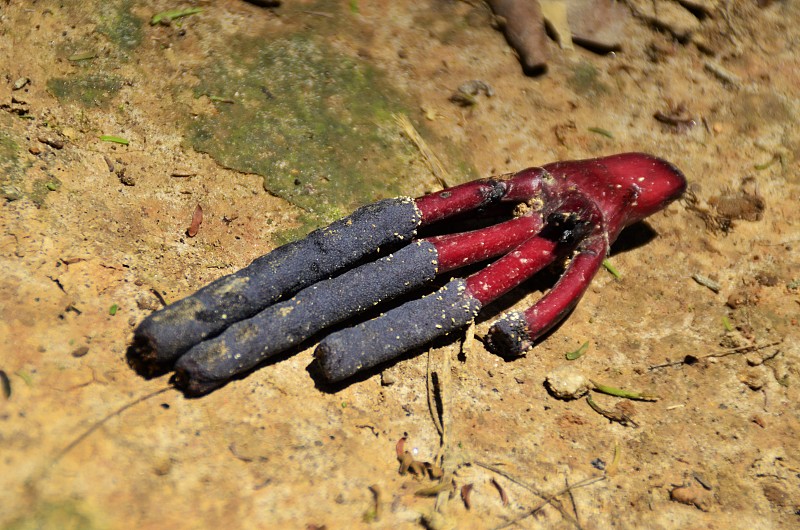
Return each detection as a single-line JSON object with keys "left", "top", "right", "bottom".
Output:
{"left": 414, "top": 178, "right": 507, "bottom": 224}
{"left": 428, "top": 214, "right": 544, "bottom": 272}
{"left": 464, "top": 235, "right": 559, "bottom": 305}
{"left": 485, "top": 233, "right": 608, "bottom": 356}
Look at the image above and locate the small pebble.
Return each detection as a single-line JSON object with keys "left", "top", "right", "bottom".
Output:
{"left": 13, "top": 77, "right": 30, "bottom": 90}
{"left": 136, "top": 295, "right": 162, "bottom": 311}
{"left": 38, "top": 136, "right": 64, "bottom": 149}
{"left": 670, "top": 484, "right": 712, "bottom": 511}
{"left": 118, "top": 168, "right": 136, "bottom": 186}
{"left": 380, "top": 371, "right": 396, "bottom": 386}
{"left": 71, "top": 345, "right": 90, "bottom": 358}
{"left": 739, "top": 370, "right": 765, "bottom": 390}
{"left": 545, "top": 365, "right": 591, "bottom": 399}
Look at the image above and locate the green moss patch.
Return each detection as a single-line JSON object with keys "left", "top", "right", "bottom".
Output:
{"left": 187, "top": 34, "right": 432, "bottom": 232}
{"left": 0, "top": 119, "right": 26, "bottom": 202}
{"left": 2, "top": 501, "right": 99, "bottom": 530}
{"left": 97, "top": 0, "right": 144, "bottom": 52}
{"left": 568, "top": 61, "right": 609, "bottom": 99}
{"left": 47, "top": 74, "right": 123, "bottom": 107}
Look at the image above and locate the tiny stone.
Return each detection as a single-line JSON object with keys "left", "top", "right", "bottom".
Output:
{"left": 71, "top": 345, "right": 90, "bottom": 357}
{"left": 545, "top": 365, "right": 591, "bottom": 399}
{"left": 739, "top": 370, "right": 765, "bottom": 390}
{"left": 118, "top": 169, "right": 136, "bottom": 186}
{"left": 380, "top": 370, "right": 396, "bottom": 386}
{"left": 13, "top": 77, "right": 30, "bottom": 90}
{"left": 136, "top": 295, "right": 162, "bottom": 311}
{"left": 755, "top": 272, "right": 779, "bottom": 287}
{"left": 38, "top": 136, "right": 64, "bottom": 149}
{"left": 670, "top": 485, "right": 712, "bottom": 511}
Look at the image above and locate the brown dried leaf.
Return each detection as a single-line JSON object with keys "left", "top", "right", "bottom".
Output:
{"left": 187, "top": 204, "right": 203, "bottom": 237}
{"left": 491, "top": 477, "right": 509, "bottom": 506}
{"left": 426, "top": 462, "right": 444, "bottom": 480}
{"left": 461, "top": 483, "right": 474, "bottom": 509}
{"left": 398, "top": 452, "right": 414, "bottom": 475}
{"left": 409, "top": 460, "right": 427, "bottom": 478}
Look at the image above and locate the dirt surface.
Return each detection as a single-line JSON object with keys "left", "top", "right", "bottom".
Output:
{"left": 1, "top": 1, "right": 799, "bottom": 528}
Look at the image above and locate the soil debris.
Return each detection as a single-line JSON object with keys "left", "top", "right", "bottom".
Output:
{"left": 709, "top": 190, "right": 765, "bottom": 223}
{"left": 726, "top": 288, "right": 759, "bottom": 309}
{"left": 653, "top": 103, "right": 697, "bottom": 133}
{"left": 670, "top": 484, "right": 713, "bottom": 511}
{"left": 448, "top": 80, "right": 494, "bottom": 107}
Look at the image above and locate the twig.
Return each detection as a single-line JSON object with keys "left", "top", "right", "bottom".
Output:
{"left": 39, "top": 385, "right": 171, "bottom": 480}
{"left": 393, "top": 113, "right": 451, "bottom": 189}
{"left": 368, "top": 484, "right": 382, "bottom": 521}
{"left": 691, "top": 273, "right": 721, "bottom": 293}
{"left": 474, "top": 461, "right": 581, "bottom": 528}
{"left": 426, "top": 350, "right": 444, "bottom": 440}
{"left": 432, "top": 343, "right": 458, "bottom": 514}
{"left": 590, "top": 380, "right": 658, "bottom": 402}
{"left": 490, "top": 473, "right": 605, "bottom": 530}
{"left": 649, "top": 341, "right": 782, "bottom": 370}
{"left": 437, "top": 342, "right": 453, "bottom": 464}
{"left": 565, "top": 474, "right": 581, "bottom": 528}
{"left": 703, "top": 61, "right": 741, "bottom": 88}
{"left": 586, "top": 394, "right": 638, "bottom": 428}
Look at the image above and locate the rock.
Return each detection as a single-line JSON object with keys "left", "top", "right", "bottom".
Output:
{"left": 564, "top": 0, "right": 630, "bottom": 52}
{"left": 670, "top": 484, "right": 713, "bottom": 511}
{"left": 627, "top": 0, "right": 702, "bottom": 41}
{"left": 545, "top": 365, "right": 591, "bottom": 399}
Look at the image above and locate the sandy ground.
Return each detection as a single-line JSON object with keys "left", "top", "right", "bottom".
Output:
{"left": 1, "top": 1, "right": 799, "bottom": 528}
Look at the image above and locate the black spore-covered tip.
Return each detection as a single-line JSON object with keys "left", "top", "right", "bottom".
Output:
{"left": 134, "top": 198, "right": 422, "bottom": 368}
{"left": 315, "top": 278, "right": 482, "bottom": 383}
{"left": 174, "top": 241, "right": 441, "bottom": 395}
{"left": 484, "top": 311, "right": 533, "bottom": 358}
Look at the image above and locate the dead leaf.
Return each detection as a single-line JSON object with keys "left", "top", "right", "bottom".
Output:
{"left": 187, "top": 204, "right": 203, "bottom": 237}
{"left": 461, "top": 483, "right": 474, "bottom": 509}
